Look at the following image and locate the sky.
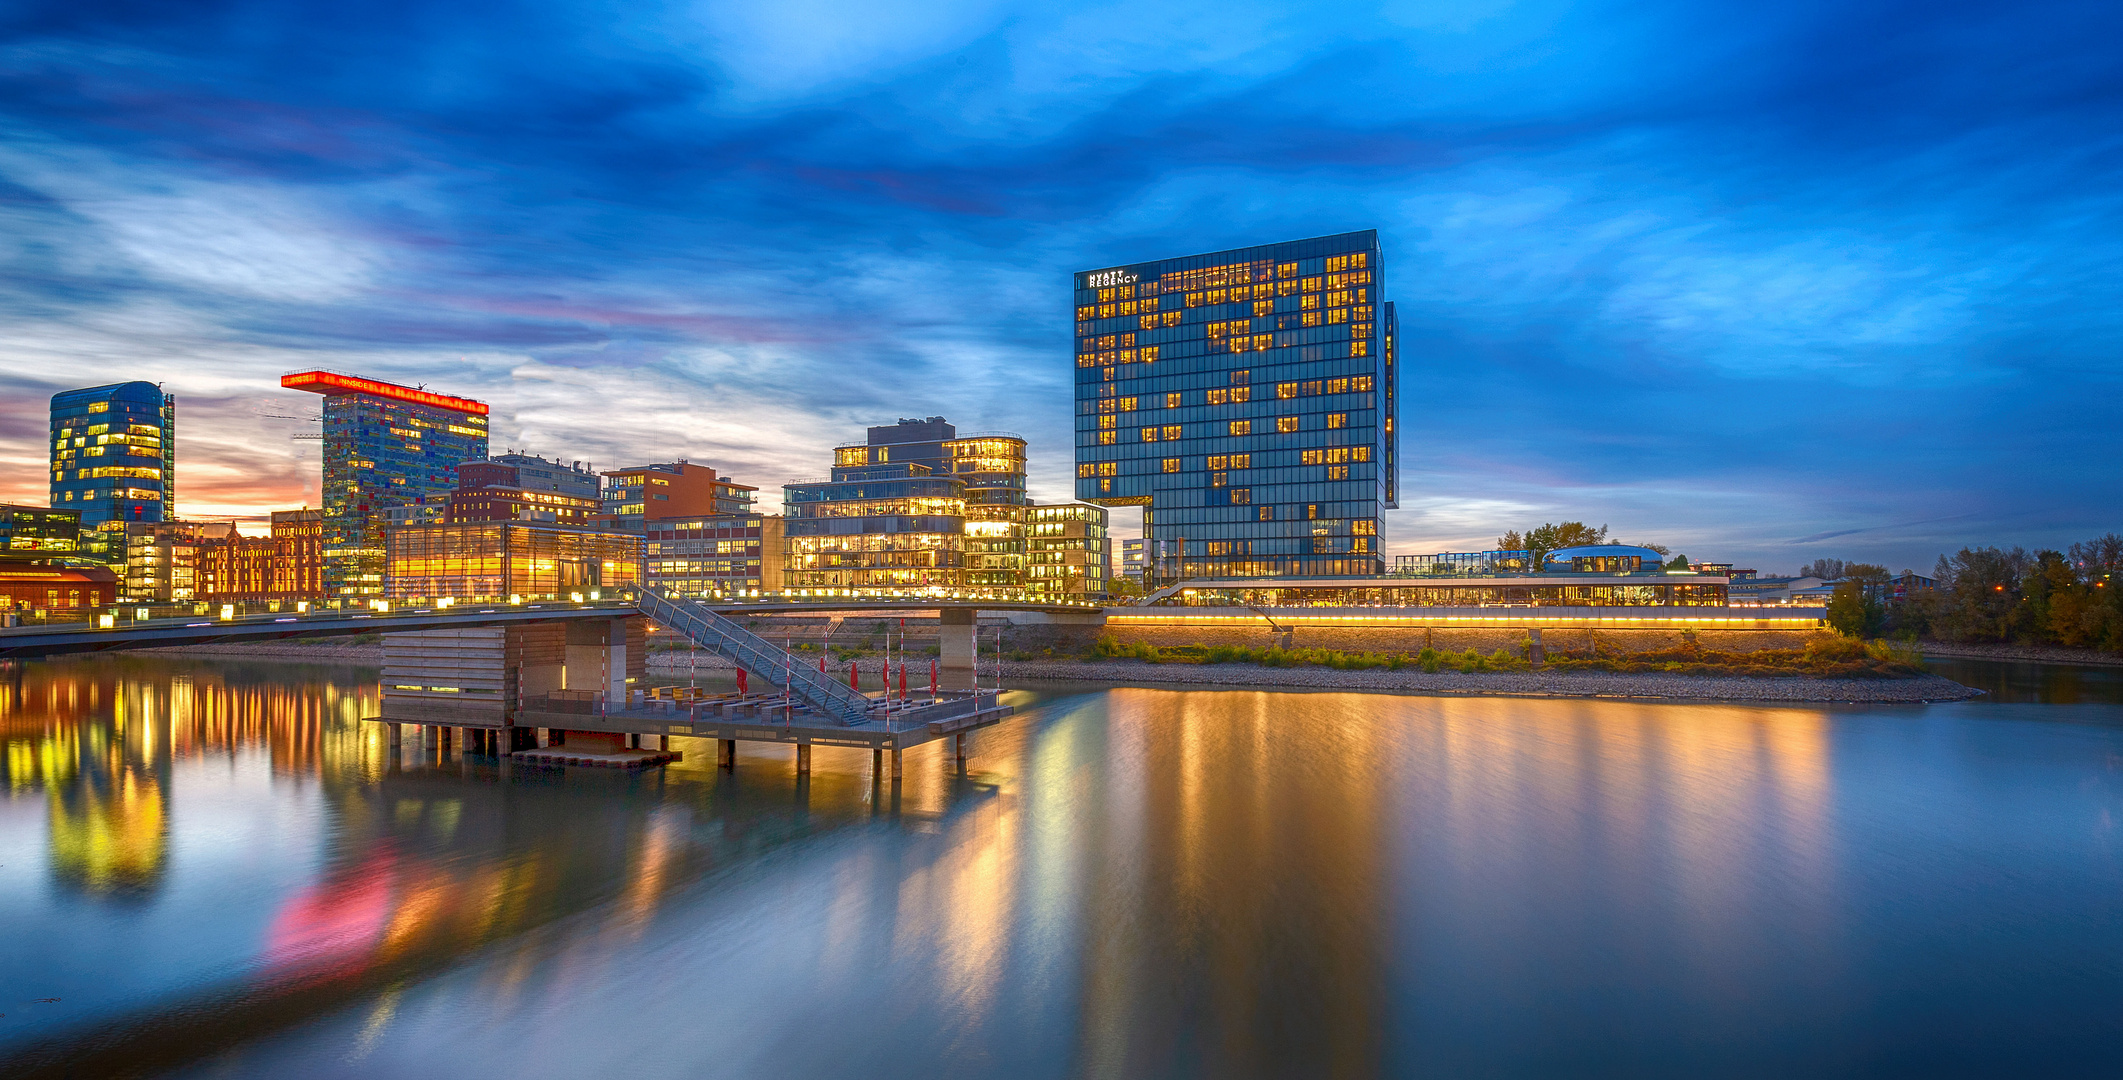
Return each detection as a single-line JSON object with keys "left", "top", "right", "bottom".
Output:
{"left": 2, "top": 0, "right": 2118, "bottom": 575}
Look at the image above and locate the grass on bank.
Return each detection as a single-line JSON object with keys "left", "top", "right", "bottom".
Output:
{"left": 1089, "top": 633, "right": 1928, "bottom": 679}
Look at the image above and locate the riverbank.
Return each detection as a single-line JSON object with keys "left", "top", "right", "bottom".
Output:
{"left": 999, "top": 658, "right": 1983, "bottom": 703}
{"left": 1921, "top": 641, "right": 2123, "bottom": 668}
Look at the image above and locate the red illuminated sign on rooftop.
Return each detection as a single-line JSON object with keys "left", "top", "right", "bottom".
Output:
{"left": 280, "top": 371, "right": 489, "bottom": 416}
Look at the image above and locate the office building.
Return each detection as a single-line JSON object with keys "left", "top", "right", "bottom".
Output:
{"left": 1073, "top": 231, "right": 1397, "bottom": 582}
{"left": 451, "top": 459, "right": 601, "bottom": 526}
{"left": 484, "top": 452, "right": 600, "bottom": 498}
{"left": 1120, "top": 537, "right": 1146, "bottom": 582}
{"left": 1, "top": 505, "right": 82, "bottom": 557}
{"left": 385, "top": 521, "right": 643, "bottom": 603}
{"left": 49, "top": 382, "right": 176, "bottom": 568}
{"left": 785, "top": 425, "right": 968, "bottom": 591}
{"left": 1026, "top": 503, "right": 1110, "bottom": 599}
{"left": 837, "top": 419, "right": 1029, "bottom": 590}
{"left": 281, "top": 371, "right": 490, "bottom": 599}
{"left": 198, "top": 510, "right": 325, "bottom": 602}
{"left": 645, "top": 514, "right": 785, "bottom": 596}
{"left": 123, "top": 520, "right": 235, "bottom": 602}
{"left": 600, "top": 462, "right": 755, "bottom": 532}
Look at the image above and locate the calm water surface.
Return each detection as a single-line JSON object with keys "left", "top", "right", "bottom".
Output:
{"left": 2, "top": 656, "right": 2120, "bottom": 1078}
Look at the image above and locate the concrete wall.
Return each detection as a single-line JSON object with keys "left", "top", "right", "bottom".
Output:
{"left": 1090, "top": 622, "right": 1813, "bottom": 657}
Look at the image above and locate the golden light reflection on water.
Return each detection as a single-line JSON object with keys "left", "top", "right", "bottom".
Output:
{"left": 1, "top": 657, "right": 1861, "bottom": 1079}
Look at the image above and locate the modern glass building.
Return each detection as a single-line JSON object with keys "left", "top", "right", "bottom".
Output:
{"left": 49, "top": 382, "right": 175, "bottom": 568}
{"left": 0, "top": 505, "right": 82, "bottom": 557}
{"left": 783, "top": 462, "right": 967, "bottom": 591}
{"left": 384, "top": 521, "right": 642, "bottom": 603}
{"left": 281, "top": 371, "right": 490, "bottom": 599}
{"left": 835, "top": 420, "right": 1030, "bottom": 591}
{"left": 645, "top": 514, "right": 784, "bottom": 596}
{"left": 1073, "top": 231, "right": 1397, "bottom": 582}
{"left": 1026, "top": 503, "right": 1110, "bottom": 598}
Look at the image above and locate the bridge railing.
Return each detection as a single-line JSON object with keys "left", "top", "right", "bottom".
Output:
{"left": 635, "top": 587, "right": 875, "bottom": 726}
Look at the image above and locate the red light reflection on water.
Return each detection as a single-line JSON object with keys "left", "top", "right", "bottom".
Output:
{"left": 262, "top": 848, "right": 398, "bottom": 980}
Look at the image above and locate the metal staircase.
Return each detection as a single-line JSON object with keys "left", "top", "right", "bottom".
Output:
{"left": 634, "top": 587, "right": 875, "bottom": 726}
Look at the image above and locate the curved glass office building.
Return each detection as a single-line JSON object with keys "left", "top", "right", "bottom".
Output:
{"left": 49, "top": 381, "right": 175, "bottom": 567}
{"left": 1073, "top": 231, "right": 1397, "bottom": 582}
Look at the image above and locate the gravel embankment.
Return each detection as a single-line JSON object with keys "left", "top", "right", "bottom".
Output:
{"left": 997, "top": 659, "right": 1983, "bottom": 703}
{"left": 1920, "top": 642, "right": 2123, "bottom": 668}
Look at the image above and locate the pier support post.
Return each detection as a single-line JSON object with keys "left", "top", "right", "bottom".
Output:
{"left": 795, "top": 743, "right": 811, "bottom": 775}
{"left": 422, "top": 725, "right": 438, "bottom": 750}
{"left": 890, "top": 748, "right": 903, "bottom": 781}
{"left": 954, "top": 733, "right": 967, "bottom": 765}
{"left": 939, "top": 608, "right": 977, "bottom": 683}
{"left": 872, "top": 748, "right": 883, "bottom": 780}
{"left": 718, "top": 739, "right": 736, "bottom": 770}
{"left": 1527, "top": 628, "right": 1545, "bottom": 667}
{"left": 387, "top": 723, "right": 401, "bottom": 747}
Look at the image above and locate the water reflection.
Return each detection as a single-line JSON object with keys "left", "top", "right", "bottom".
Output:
{"left": 2, "top": 659, "right": 2121, "bottom": 1079}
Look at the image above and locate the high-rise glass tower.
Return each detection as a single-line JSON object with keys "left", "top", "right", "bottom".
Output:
{"left": 49, "top": 381, "right": 176, "bottom": 567}
{"left": 281, "top": 371, "right": 489, "bottom": 598}
{"left": 1073, "top": 231, "right": 1397, "bottom": 581}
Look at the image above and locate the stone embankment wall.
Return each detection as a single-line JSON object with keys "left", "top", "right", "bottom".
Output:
{"left": 1092, "top": 623, "right": 1809, "bottom": 657}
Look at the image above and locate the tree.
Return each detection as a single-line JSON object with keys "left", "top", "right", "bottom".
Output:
{"left": 1799, "top": 558, "right": 1847, "bottom": 580}
{"left": 1844, "top": 563, "right": 1890, "bottom": 583}
{"left": 1497, "top": 522, "right": 1608, "bottom": 567}
{"left": 1925, "top": 546, "right": 2032, "bottom": 642}
{"left": 1826, "top": 580, "right": 1886, "bottom": 638}
{"left": 1665, "top": 553, "right": 1690, "bottom": 570}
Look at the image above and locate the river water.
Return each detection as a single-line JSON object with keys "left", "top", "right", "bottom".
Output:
{"left": 2, "top": 655, "right": 2120, "bottom": 1079}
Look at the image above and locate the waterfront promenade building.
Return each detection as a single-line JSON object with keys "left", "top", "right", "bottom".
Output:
{"left": 451, "top": 459, "right": 601, "bottom": 526}
{"left": 281, "top": 371, "right": 489, "bottom": 600}
{"left": 49, "top": 382, "right": 176, "bottom": 569}
{"left": 123, "top": 520, "right": 234, "bottom": 602}
{"left": 1073, "top": 232, "right": 1397, "bottom": 583}
{"left": 197, "top": 510, "right": 325, "bottom": 603}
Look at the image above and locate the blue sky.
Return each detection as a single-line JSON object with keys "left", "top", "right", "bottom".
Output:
{"left": 1, "top": 0, "right": 2117, "bottom": 573}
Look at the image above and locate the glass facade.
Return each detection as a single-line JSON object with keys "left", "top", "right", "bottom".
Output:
{"left": 600, "top": 462, "right": 756, "bottom": 532}
{"left": 49, "top": 382, "right": 175, "bottom": 569}
{"left": 1026, "top": 503, "right": 1110, "bottom": 598}
{"left": 384, "top": 522, "right": 642, "bottom": 602}
{"left": 1152, "top": 578, "right": 1730, "bottom": 607}
{"left": 783, "top": 463, "right": 966, "bottom": 590}
{"left": 1073, "top": 232, "right": 1396, "bottom": 582}
{"left": 282, "top": 372, "right": 489, "bottom": 598}
{"left": 0, "top": 505, "right": 82, "bottom": 556}
{"left": 646, "top": 514, "right": 784, "bottom": 596}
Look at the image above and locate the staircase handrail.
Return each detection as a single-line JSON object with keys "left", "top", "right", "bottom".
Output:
{"left": 635, "top": 587, "right": 874, "bottom": 725}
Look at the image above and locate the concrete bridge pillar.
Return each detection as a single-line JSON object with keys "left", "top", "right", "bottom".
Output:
{"left": 938, "top": 609, "right": 978, "bottom": 675}
{"left": 795, "top": 743, "right": 812, "bottom": 775}
{"left": 718, "top": 739, "right": 736, "bottom": 769}
{"left": 565, "top": 617, "right": 633, "bottom": 703}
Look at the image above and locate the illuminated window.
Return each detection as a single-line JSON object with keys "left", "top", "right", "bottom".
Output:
{"left": 1259, "top": 506, "right": 1274, "bottom": 521}
{"left": 1253, "top": 300, "right": 1273, "bottom": 317}
{"left": 1142, "top": 427, "right": 1160, "bottom": 442}
{"left": 1302, "top": 276, "right": 1321, "bottom": 292}
{"left": 1206, "top": 542, "right": 1232, "bottom": 556}
{"left": 1327, "top": 465, "right": 1349, "bottom": 480}
{"left": 1119, "top": 396, "right": 1138, "bottom": 412}
{"left": 1351, "top": 339, "right": 1369, "bottom": 356}
{"left": 1277, "top": 382, "right": 1297, "bottom": 399}
{"left": 1327, "top": 413, "right": 1348, "bottom": 429}
{"left": 1100, "top": 478, "right": 1112, "bottom": 493}
{"left": 1307, "top": 504, "right": 1319, "bottom": 520}
{"left": 1098, "top": 398, "right": 1117, "bottom": 413}
{"left": 1161, "top": 425, "right": 1183, "bottom": 440}
{"left": 87, "top": 402, "right": 109, "bottom": 413}
{"left": 1098, "top": 415, "right": 1116, "bottom": 430}
{"left": 1353, "top": 375, "right": 1373, "bottom": 392}
{"left": 1099, "top": 431, "right": 1116, "bottom": 445}
{"left": 1353, "top": 446, "right": 1371, "bottom": 461}
{"left": 1098, "top": 462, "right": 1118, "bottom": 476}
{"left": 1327, "top": 378, "right": 1349, "bottom": 394}
{"left": 1276, "top": 417, "right": 1299, "bottom": 433}
{"left": 1302, "top": 380, "right": 1322, "bottom": 396}
{"left": 1228, "top": 420, "right": 1251, "bottom": 436}
{"left": 1210, "top": 472, "right": 1228, "bottom": 488}
{"left": 1162, "top": 458, "right": 1181, "bottom": 473}
{"left": 1352, "top": 519, "right": 1377, "bottom": 535}
{"left": 1301, "top": 311, "right": 1322, "bottom": 327}
{"left": 1206, "top": 454, "right": 1227, "bottom": 469}
{"left": 1165, "top": 392, "right": 1182, "bottom": 408}
{"left": 1206, "top": 388, "right": 1230, "bottom": 405}
{"left": 1277, "top": 262, "right": 1298, "bottom": 278}
{"left": 1229, "top": 453, "right": 1250, "bottom": 468}
{"left": 1229, "top": 489, "right": 1251, "bottom": 505}
{"left": 1300, "top": 450, "right": 1323, "bottom": 465}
